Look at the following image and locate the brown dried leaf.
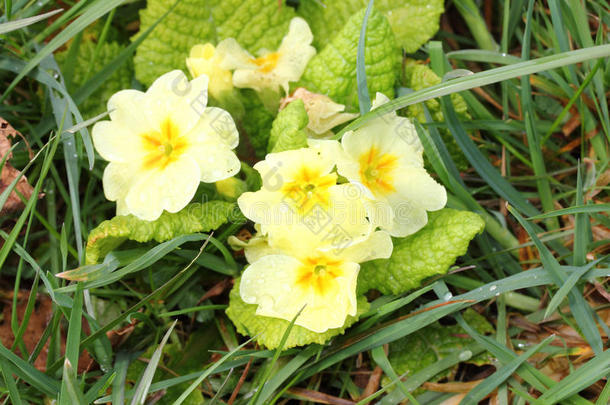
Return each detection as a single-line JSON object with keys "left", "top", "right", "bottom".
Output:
{"left": 287, "top": 387, "right": 356, "bottom": 405}
{"left": 0, "top": 292, "right": 96, "bottom": 373}
{"left": 0, "top": 294, "right": 53, "bottom": 371}
{"left": 0, "top": 117, "right": 37, "bottom": 215}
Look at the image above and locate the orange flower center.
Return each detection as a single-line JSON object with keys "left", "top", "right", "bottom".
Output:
{"left": 141, "top": 119, "right": 188, "bottom": 170}
{"left": 253, "top": 52, "right": 279, "bottom": 73}
{"left": 295, "top": 256, "right": 344, "bottom": 295}
{"left": 280, "top": 166, "right": 337, "bottom": 214}
{"left": 358, "top": 147, "right": 398, "bottom": 195}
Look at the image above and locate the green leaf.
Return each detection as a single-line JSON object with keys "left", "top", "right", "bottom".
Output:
{"left": 226, "top": 277, "right": 370, "bottom": 349}
{"left": 267, "top": 99, "right": 309, "bottom": 153}
{"left": 56, "top": 40, "right": 133, "bottom": 118}
{"left": 298, "top": 7, "right": 399, "bottom": 111}
{"left": 85, "top": 201, "right": 237, "bottom": 264}
{"left": 382, "top": 309, "right": 493, "bottom": 388}
{"left": 358, "top": 208, "right": 485, "bottom": 295}
{"left": 402, "top": 59, "right": 469, "bottom": 170}
{"left": 298, "top": 0, "right": 444, "bottom": 53}
{"left": 133, "top": 0, "right": 295, "bottom": 86}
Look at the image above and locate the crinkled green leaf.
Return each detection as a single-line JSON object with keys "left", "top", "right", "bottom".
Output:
{"left": 298, "top": 0, "right": 443, "bottom": 53}
{"left": 358, "top": 209, "right": 485, "bottom": 295}
{"left": 239, "top": 89, "right": 276, "bottom": 158}
{"left": 133, "top": 0, "right": 295, "bottom": 86}
{"left": 267, "top": 99, "right": 309, "bottom": 153}
{"left": 383, "top": 309, "right": 493, "bottom": 387}
{"left": 227, "top": 278, "right": 369, "bottom": 349}
{"left": 402, "top": 59, "right": 470, "bottom": 170}
{"left": 297, "top": 7, "right": 399, "bottom": 111}
{"left": 56, "top": 40, "right": 133, "bottom": 118}
{"left": 85, "top": 201, "right": 236, "bottom": 264}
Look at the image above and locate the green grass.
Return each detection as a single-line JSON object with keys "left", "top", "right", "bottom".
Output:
{"left": 0, "top": 0, "right": 609, "bottom": 404}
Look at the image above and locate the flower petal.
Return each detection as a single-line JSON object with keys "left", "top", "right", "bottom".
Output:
{"left": 189, "top": 142, "right": 240, "bottom": 182}
{"left": 102, "top": 162, "right": 139, "bottom": 202}
{"left": 386, "top": 194, "right": 430, "bottom": 237}
{"left": 335, "top": 230, "right": 393, "bottom": 263}
{"left": 264, "top": 183, "right": 373, "bottom": 258}
{"left": 188, "top": 107, "right": 239, "bottom": 149}
{"left": 187, "top": 44, "right": 234, "bottom": 99}
{"left": 216, "top": 38, "right": 256, "bottom": 70}
{"left": 124, "top": 156, "right": 201, "bottom": 220}
{"left": 146, "top": 70, "right": 210, "bottom": 135}
{"left": 237, "top": 189, "right": 286, "bottom": 226}
{"left": 256, "top": 147, "right": 336, "bottom": 185}
{"left": 92, "top": 120, "right": 144, "bottom": 163}
{"left": 273, "top": 18, "right": 316, "bottom": 93}
{"left": 240, "top": 254, "right": 309, "bottom": 320}
{"left": 392, "top": 166, "right": 448, "bottom": 211}
{"left": 364, "top": 198, "right": 394, "bottom": 231}
{"left": 241, "top": 255, "right": 359, "bottom": 333}
{"left": 107, "top": 89, "right": 155, "bottom": 134}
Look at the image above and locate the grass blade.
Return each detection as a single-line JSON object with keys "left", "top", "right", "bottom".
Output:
{"left": 257, "top": 345, "right": 319, "bottom": 404}
{"left": 335, "top": 44, "right": 610, "bottom": 138}
{"left": 527, "top": 204, "right": 610, "bottom": 219}
{"left": 544, "top": 260, "right": 602, "bottom": 319}
{"left": 441, "top": 95, "right": 539, "bottom": 216}
{"left": 56, "top": 233, "right": 211, "bottom": 292}
{"left": 0, "top": 342, "right": 60, "bottom": 396}
{"left": 508, "top": 205, "right": 603, "bottom": 354}
{"left": 72, "top": 0, "right": 183, "bottom": 106}
{"left": 459, "top": 335, "right": 556, "bottom": 405}
{"left": 371, "top": 345, "right": 419, "bottom": 404}
{"left": 0, "top": 356, "right": 24, "bottom": 405}
{"left": 538, "top": 351, "right": 610, "bottom": 404}
{"left": 171, "top": 337, "right": 254, "bottom": 405}
{"left": 1, "top": 0, "right": 127, "bottom": 102}
{"left": 60, "top": 359, "right": 86, "bottom": 404}
{"left": 59, "top": 286, "right": 84, "bottom": 404}
{"left": 130, "top": 320, "right": 177, "bottom": 405}
{"left": 0, "top": 8, "right": 62, "bottom": 34}
{"left": 111, "top": 352, "right": 131, "bottom": 405}
{"left": 356, "top": 0, "right": 374, "bottom": 115}
{"left": 251, "top": 306, "right": 305, "bottom": 405}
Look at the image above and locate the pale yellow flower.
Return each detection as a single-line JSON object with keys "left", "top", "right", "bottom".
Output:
{"left": 237, "top": 147, "right": 372, "bottom": 244}
{"left": 93, "top": 70, "right": 240, "bottom": 221}
{"left": 227, "top": 224, "right": 281, "bottom": 264}
{"left": 240, "top": 227, "right": 392, "bottom": 333}
{"left": 186, "top": 43, "right": 234, "bottom": 99}
{"left": 218, "top": 17, "right": 316, "bottom": 94}
{"left": 324, "top": 93, "right": 447, "bottom": 237}
{"left": 280, "top": 88, "right": 358, "bottom": 138}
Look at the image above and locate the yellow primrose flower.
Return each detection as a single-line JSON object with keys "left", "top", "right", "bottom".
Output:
{"left": 186, "top": 43, "right": 234, "bottom": 99}
{"left": 218, "top": 17, "right": 316, "bottom": 94}
{"left": 240, "top": 228, "right": 392, "bottom": 333}
{"left": 93, "top": 70, "right": 240, "bottom": 221}
{"left": 237, "top": 147, "right": 372, "bottom": 243}
{"left": 280, "top": 88, "right": 358, "bottom": 138}
{"left": 227, "top": 224, "right": 281, "bottom": 264}
{"left": 325, "top": 93, "right": 447, "bottom": 237}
